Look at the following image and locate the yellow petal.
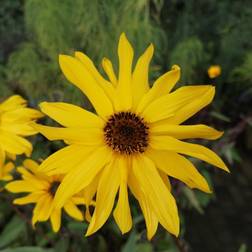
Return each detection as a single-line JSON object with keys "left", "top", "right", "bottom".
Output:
{"left": 14, "top": 192, "right": 43, "bottom": 205}
{"left": 132, "top": 155, "right": 179, "bottom": 236}
{"left": 23, "top": 159, "right": 40, "bottom": 173}
{"left": 86, "top": 158, "right": 120, "bottom": 236}
{"left": 64, "top": 200, "right": 84, "bottom": 221}
{"left": 113, "top": 157, "right": 132, "bottom": 234}
{"left": 82, "top": 174, "right": 100, "bottom": 221}
{"left": 75, "top": 51, "right": 116, "bottom": 103}
{"left": 1, "top": 108, "right": 43, "bottom": 123}
{"left": 0, "top": 131, "right": 32, "bottom": 156}
{"left": 128, "top": 170, "right": 158, "bottom": 240}
{"left": 50, "top": 208, "right": 62, "bottom": 232}
{"left": 32, "top": 195, "right": 53, "bottom": 224}
{"left": 39, "top": 145, "right": 94, "bottom": 175}
{"left": 102, "top": 57, "right": 117, "bottom": 86}
{"left": 147, "top": 149, "right": 211, "bottom": 193}
{"left": 161, "top": 86, "right": 215, "bottom": 125}
{"left": 115, "top": 33, "right": 134, "bottom": 111}
{"left": 32, "top": 123, "right": 103, "bottom": 145}
{"left": 0, "top": 147, "right": 5, "bottom": 167}
{"left": 150, "top": 135, "right": 229, "bottom": 172}
{"left": 3, "top": 162, "right": 14, "bottom": 173}
{"left": 137, "top": 65, "right": 180, "bottom": 113}
{"left": 54, "top": 147, "right": 111, "bottom": 209}
{"left": 0, "top": 123, "right": 38, "bottom": 136}
{"left": 132, "top": 44, "right": 153, "bottom": 108}
{"left": 40, "top": 102, "right": 104, "bottom": 128}
{"left": 6, "top": 180, "right": 36, "bottom": 193}
{"left": 158, "top": 170, "right": 171, "bottom": 191}
{"left": 0, "top": 95, "right": 26, "bottom": 111}
{"left": 151, "top": 124, "right": 223, "bottom": 140}
{"left": 59, "top": 55, "right": 114, "bottom": 119}
{"left": 140, "top": 85, "right": 215, "bottom": 123}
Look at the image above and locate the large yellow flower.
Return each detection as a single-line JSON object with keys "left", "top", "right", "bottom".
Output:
{"left": 6, "top": 159, "right": 87, "bottom": 232}
{"left": 0, "top": 95, "right": 43, "bottom": 158}
{"left": 33, "top": 33, "right": 228, "bottom": 239}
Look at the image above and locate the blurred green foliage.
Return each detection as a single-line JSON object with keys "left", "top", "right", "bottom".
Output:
{"left": 0, "top": 0, "right": 252, "bottom": 251}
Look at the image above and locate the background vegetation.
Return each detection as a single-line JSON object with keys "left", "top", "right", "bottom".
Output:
{"left": 0, "top": 0, "right": 252, "bottom": 251}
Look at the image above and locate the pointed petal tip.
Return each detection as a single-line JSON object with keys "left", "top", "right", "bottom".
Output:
{"left": 172, "top": 64, "right": 181, "bottom": 71}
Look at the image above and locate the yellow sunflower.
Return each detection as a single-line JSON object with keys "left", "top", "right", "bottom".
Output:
{"left": 0, "top": 95, "right": 43, "bottom": 158}
{"left": 33, "top": 33, "right": 229, "bottom": 239}
{"left": 6, "top": 159, "right": 87, "bottom": 232}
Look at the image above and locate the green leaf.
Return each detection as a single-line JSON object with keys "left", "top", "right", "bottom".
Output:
{"left": 0, "top": 247, "right": 54, "bottom": 252}
{"left": 136, "top": 243, "right": 153, "bottom": 252}
{"left": 238, "top": 244, "right": 247, "bottom": 252}
{"left": 210, "top": 111, "right": 231, "bottom": 122}
{"left": 182, "top": 187, "right": 204, "bottom": 214}
{"left": 0, "top": 216, "right": 26, "bottom": 248}
{"left": 121, "top": 230, "right": 138, "bottom": 252}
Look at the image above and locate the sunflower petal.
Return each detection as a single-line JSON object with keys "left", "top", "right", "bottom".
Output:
{"left": 32, "top": 195, "right": 53, "bottom": 224}
{"left": 39, "top": 145, "right": 94, "bottom": 174}
{"left": 54, "top": 147, "right": 111, "bottom": 209}
{"left": 59, "top": 55, "right": 113, "bottom": 119}
{"left": 0, "top": 131, "right": 32, "bottom": 156}
{"left": 14, "top": 192, "right": 43, "bottom": 205}
{"left": 147, "top": 149, "right": 211, "bottom": 193}
{"left": 150, "top": 135, "right": 229, "bottom": 172}
{"left": 132, "top": 44, "right": 153, "bottom": 108}
{"left": 115, "top": 33, "right": 134, "bottom": 111}
{"left": 113, "top": 157, "right": 132, "bottom": 234}
{"left": 64, "top": 200, "right": 84, "bottom": 221}
{"left": 132, "top": 155, "right": 179, "bottom": 236}
{"left": 32, "top": 123, "right": 103, "bottom": 145}
{"left": 128, "top": 171, "right": 158, "bottom": 240}
{"left": 159, "top": 85, "right": 215, "bottom": 125}
{"left": 6, "top": 180, "right": 36, "bottom": 192}
{"left": 0, "top": 95, "right": 27, "bottom": 111}
{"left": 50, "top": 208, "right": 62, "bottom": 232}
{"left": 102, "top": 57, "right": 117, "bottom": 86}
{"left": 40, "top": 102, "right": 104, "bottom": 128}
{"left": 151, "top": 124, "right": 223, "bottom": 140}
{"left": 75, "top": 51, "right": 116, "bottom": 102}
{"left": 140, "top": 85, "right": 215, "bottom": 123}
{"left": 137, "top": 65, "right": 180, "bottom": 112}
{"left": 86, "top": 159, "right": 120, "bottom": 236}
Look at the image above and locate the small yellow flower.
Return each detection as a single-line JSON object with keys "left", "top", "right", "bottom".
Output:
{"left": 208, "top": 65, "right": 221, "bottom": 78}
{"left": 0, "top": 95, "right": 43, "bottom": 158}
{"left": 34, "top": 33, "right": 228, "bottom": 239}
{"left": 5, "top": 159, "right": 87, "bottom": 232}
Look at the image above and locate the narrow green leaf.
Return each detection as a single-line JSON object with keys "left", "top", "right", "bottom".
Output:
{"left": 0, "top": 216, "right": 26, "bottom": 248}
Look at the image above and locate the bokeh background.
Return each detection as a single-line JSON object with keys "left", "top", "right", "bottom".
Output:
{"left": 0, "top": 0, "right": 252, "bottom": 251}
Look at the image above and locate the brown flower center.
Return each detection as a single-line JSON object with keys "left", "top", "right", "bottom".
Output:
{"left": 49, "top": 181, "right": 61, "bottom": 196}
{"left": 104, "top": 112, "right": 149, "bottom": 155}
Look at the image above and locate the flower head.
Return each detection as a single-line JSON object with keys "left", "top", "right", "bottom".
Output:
{"left": 0, "top": 95, "right": 43, "bottom": 158}
{"left": 34, "top": 33, "right": 228, "bottom": 239}
{"left": 6, "top": 159, "right": 87, "bottom": 232}
{"left": 208, "top": 65, "right": 221, "bottom": 78}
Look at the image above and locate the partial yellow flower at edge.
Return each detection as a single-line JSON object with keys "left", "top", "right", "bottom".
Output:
{"left": 0, "top": 162, "right": 14, "bottom": 181}
{"left": 34, "top": 33, "right": 229, "bottom": 239}
{"left": 5, "top": 159, "right": 88, "bottom": 232}
{"left": 0, "top": 95, "right": 43, "bottom": 157}
{"left": 208, "top": 65, "right": 221, "bottom": 78}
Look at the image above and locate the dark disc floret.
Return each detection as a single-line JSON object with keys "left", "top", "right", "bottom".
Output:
{"left": 103, "top": 112, "right": 149, "bottom": 155}
{"left": 49, "top": 181, "right": 61, "bottom": 196}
